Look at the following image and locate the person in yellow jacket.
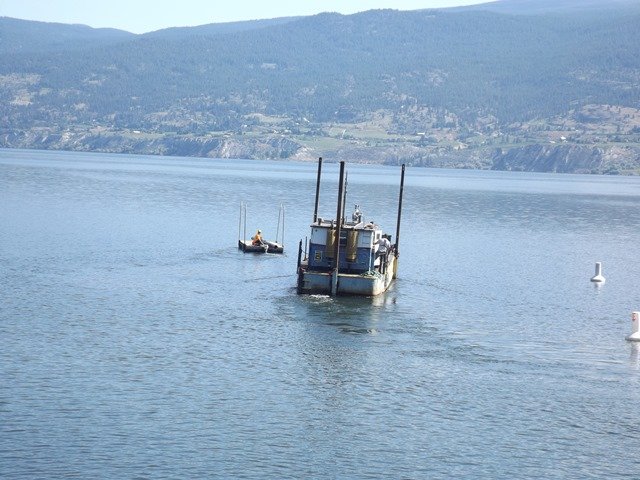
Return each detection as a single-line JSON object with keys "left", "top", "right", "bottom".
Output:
{"left": 252, "top": 229, "right": 264, "bottom": 245}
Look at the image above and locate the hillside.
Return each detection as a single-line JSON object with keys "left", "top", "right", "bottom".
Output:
{"left": 1, "top": 0, "right": 639, "bottom": 173}
{"left": 452, "top": 0, "right": 638, "bottom": 14}
{"left": 0, "top": 16, "right": 133, "bottom": 54}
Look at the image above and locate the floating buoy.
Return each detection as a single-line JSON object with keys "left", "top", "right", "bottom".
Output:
{"left": 627, "top": 312, "right": 640, "bottom": 342}
{"left": 590, "top": 262, "right": 605, "bottom": 283}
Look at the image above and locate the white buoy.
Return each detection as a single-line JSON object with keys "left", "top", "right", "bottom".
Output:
{"left": 627, "top": 312, "right": 640, "bottom": 342}
{"left": 590, "top": 262, "right": 605, "bottom": 282}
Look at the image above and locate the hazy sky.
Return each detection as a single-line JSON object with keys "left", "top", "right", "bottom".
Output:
{"left": 0, "top": 0, "right": 490, "bottom": 33}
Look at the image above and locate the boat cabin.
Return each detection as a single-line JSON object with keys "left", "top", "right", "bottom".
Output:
{"left": 306, "top": 216, "right": 388, "bottom": 274}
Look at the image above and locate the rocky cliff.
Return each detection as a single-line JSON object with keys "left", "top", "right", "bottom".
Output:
{"left": 3, "top": 129, "right": 639, "bottom": 174}
{"left": 491, "top": 144, "right": 640, "bottom": 174}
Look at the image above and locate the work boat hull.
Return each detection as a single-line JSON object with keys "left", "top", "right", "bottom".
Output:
{"left": 298, "top": 253, "right": 396, "bottom": 296}
{"left": 238, "top": 240, "right": 283, "bottom": 254}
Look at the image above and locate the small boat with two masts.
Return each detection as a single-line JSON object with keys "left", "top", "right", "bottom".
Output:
{"left": 238, "top": 202, "right": 285, "bottom": 253}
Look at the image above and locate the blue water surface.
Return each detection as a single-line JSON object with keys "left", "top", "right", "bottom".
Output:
{"left": 1, "top": 148, "right": 640, "bottom": 479}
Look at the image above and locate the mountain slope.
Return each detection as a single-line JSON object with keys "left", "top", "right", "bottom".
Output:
{"left": 0, "top": 16, "right": 133, "bottom": 54}
{"left": 142, "top": 16, "right": 301, "bottom": 39}
{"left": 1, "top": 0, "right": 639, "bottom": 173}
{"left": 451, "top": 0, "right": 640, "bottom": 14}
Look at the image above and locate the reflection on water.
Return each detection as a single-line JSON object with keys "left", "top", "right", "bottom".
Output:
{"left": 629, "top": 343, "right": 640, "bottom": 370}
{"left": 2, "top": 149, "right": 640, "bottom": 479}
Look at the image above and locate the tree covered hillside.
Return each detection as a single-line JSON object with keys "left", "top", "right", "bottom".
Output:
{"left": 1, "top": 0, "right": 640, "bottom": 173}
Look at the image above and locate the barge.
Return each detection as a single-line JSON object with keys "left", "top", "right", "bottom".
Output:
{"left": 296, "top": 159, "right": 405, "bottom": 296}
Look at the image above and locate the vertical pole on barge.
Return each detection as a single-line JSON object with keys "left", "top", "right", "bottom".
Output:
{"left": 243, "top": 203, "right": 247, "bottom": 251}
{"left": 313, "top": 157, "right": 323, "bottom": 223}
{"left": 296, "top": 239, "right": 304, "bottom": 293}
{"left": 394, "top": 164, "right": 406, "bottom": 278}
{"left": 276, "top": 203, "right": 285, "bottom": 245}
{"left": 238, "top": 202, "right": 242, "bottom": 245}
{"left": 331, "top": 161, "right": 346, "bottom": 296}
{"left": 341, "top": 172, "right": 348, "bottom": 224}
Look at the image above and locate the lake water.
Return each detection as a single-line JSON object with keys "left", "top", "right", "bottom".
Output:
{"left": 2, "top": 148, "right": 640, "bottom": 479}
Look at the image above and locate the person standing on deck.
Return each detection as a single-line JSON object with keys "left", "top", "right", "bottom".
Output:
{"left": 375, "top": 235, "right": 391, "bottom": 273}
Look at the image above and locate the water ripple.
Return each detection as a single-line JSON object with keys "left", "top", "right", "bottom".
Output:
{"left": 2, "top": 152, "right": 640, "bottom": 479}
